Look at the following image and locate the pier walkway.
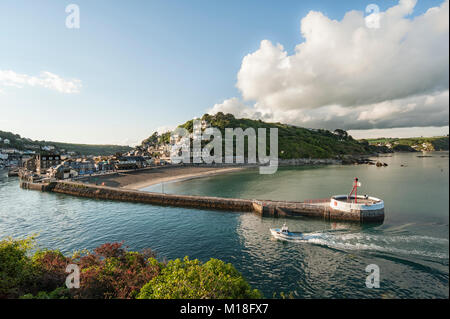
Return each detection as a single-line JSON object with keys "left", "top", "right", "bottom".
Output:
{"left": 20, "top": 180, "right": 384, "bottom": 223}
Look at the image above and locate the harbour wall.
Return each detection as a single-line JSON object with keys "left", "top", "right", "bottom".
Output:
{"left": 19, "top": 181, "right": 384, "bottom": 223}
{"left": 20, "top": 180, "right": 51, "bottom": 191}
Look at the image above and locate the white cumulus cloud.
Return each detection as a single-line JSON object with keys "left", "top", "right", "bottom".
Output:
{"left": 0, "top": 70, "right": 81, "bottom": 94}
{"left": 208, "top": 0, "right": 449, "bottom": 131}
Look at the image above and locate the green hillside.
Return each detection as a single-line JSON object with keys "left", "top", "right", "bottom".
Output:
{"left": 172, "top": 113, "right": 388, "bottom": 159}
{"left": 0, "top": 130, "right": 132, "bottom": 156}
{"left": 367, "top": 136, "right": 449, "bottom": 152}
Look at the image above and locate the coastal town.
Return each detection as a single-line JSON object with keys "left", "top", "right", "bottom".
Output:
{"left": 0, "top": 133, "right": 174, "bottom": 182}
{"left": 0, "top": 120, "right": 216, "bottom": 179}
{"left": 1, "top": 119, "right": 228, "bottom": 183}
{"left": 2, "top": 114, "right": 448, "bottom": 183}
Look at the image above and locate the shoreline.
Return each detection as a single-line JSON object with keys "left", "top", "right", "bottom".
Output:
{"left": 77, "top": 165, "right": 251, "bottom": 190}
{"left": 57, "top": 152, "right": 425, "bottom": 191}
{"left": 124, "top": 166, "right": 248, "bottom": 190}
{"left": 70, "top": 156, "right": 366, "bottom": 190}
{"left": 77, "top": 158, "right": 343, "bottom": 190}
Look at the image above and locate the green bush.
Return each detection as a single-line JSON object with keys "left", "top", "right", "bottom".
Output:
{"left": 20, "top": 287, "right": 71, "bottom": 299}
{"left": 32, "top": 249, "right": 71, "bottom": 293}
{"left": 0, "top": 236, "right": 38, "bottom": 298}
{"left": 138, "top": 257, "right": 262, "bottom": 299}
{"left": 1, "top": 237, "right": 261, "bottom": 299}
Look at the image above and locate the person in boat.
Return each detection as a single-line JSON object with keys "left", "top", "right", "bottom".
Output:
{"left": 281, "top": 223, "right": 289, "bottom": 234}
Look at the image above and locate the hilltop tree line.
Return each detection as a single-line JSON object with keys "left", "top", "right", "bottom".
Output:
{"left": 141, "top": 113, "right": 389, "bottom": 159}
{"left": 0, "top": 130, "right": 132, "bottom": 156}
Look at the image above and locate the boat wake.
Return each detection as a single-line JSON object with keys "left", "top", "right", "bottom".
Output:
{"left": 273, "top": 231, "right": 449, "bottom": 259}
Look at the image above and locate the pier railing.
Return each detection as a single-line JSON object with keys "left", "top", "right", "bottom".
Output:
{"left": 303, "top": 198, "right": 331, "bottom": 204}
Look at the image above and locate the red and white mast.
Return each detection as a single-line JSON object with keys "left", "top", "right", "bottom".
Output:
{"left": 348, "top": 177, "right": 361, "bottom": 203}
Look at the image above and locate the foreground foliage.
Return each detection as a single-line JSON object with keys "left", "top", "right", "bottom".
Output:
{"left": 138, "top": 257, "right": 262, "bottom": 299}
{"left": 0, "top": 237, "right": 37, "bottom": 298}
{"left": 0, "top": 237, "right": 261, "bottom": 299}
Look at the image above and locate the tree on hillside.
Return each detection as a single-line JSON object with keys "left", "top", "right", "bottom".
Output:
{"left": 333, "top": 129, "right": 349, "bottom": 140}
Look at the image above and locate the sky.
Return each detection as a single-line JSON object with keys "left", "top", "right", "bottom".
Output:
{"left": 0, "top": 0, "right": 448, "bottom": 145}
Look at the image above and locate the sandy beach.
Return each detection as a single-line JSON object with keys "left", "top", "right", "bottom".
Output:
{"left": 79, "top": 166, "right": 247, "bottom": 190}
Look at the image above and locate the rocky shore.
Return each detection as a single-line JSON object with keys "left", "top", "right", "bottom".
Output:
{"left": 340, "top": 155, "right": 388, "bottom": 167}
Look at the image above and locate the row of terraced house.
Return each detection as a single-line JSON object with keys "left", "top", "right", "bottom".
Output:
{"left": 19, "top": 152, "right": 168, "bottom": 181}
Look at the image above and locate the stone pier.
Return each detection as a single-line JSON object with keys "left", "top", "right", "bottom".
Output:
{"left": 20, "top": 181, "right": 384, "bottom": 223}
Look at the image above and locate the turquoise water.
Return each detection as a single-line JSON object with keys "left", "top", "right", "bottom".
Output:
{"left": 1, "top": 152, "right": 448, "bottom": 298}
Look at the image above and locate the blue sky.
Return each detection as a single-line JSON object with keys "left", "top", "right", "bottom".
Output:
{"left": 0, "top": 0, "right": 448, "bottom": 145}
